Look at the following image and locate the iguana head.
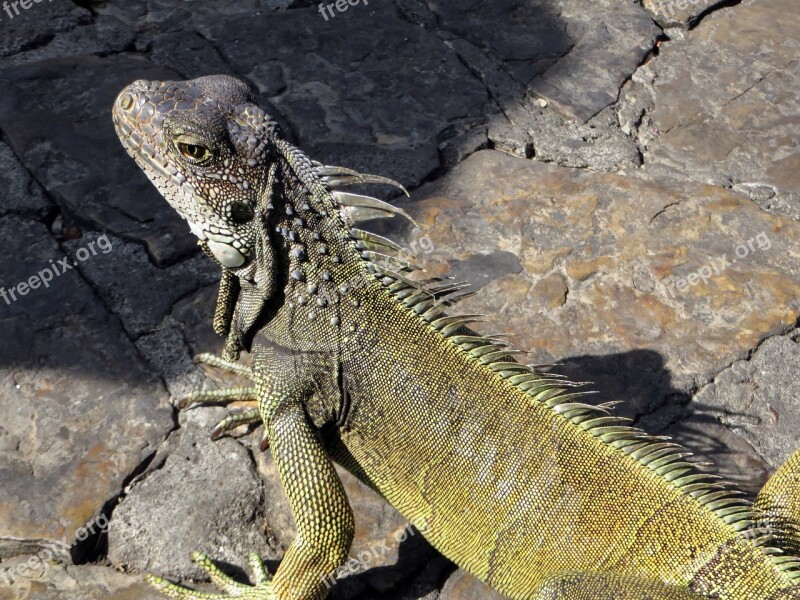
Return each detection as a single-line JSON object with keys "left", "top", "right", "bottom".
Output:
{"left": 112, "top": 74, "right": 278, "bottom": 271}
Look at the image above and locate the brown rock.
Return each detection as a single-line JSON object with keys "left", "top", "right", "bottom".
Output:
{"left": 395, "top": 150, "right": 800, "bottom": 421}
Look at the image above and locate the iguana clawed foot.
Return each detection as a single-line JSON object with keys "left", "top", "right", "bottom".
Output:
{"left": 178, "top": 353, "right": 264, "bottom": 443}
{"left": 146, "top": 552, "right": 276, "bottom": 600}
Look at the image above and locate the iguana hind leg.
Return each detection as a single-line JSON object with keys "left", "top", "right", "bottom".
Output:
{"left": 532, "top": 572, "right": 704, "bottom": 599}
{"left": 755, "top": 449, "right": 800, "bottom": 556}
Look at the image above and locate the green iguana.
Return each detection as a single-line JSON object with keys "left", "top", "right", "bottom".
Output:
{"left": 112, "top": 74, "right": 800, "bottom": 600}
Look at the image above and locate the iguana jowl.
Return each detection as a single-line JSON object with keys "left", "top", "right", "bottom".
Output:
{"left": 113, "top": 74, "right": 800, "bottom": 600}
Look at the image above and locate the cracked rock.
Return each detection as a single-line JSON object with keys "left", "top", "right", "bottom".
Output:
{"left": 642, "top": 0, "right": 733, "bottom": 28}
{"left": 194, "top": 3, "right": 488, "bottom": 186}
{"left": 0, "top": 217, "right": 172, "bottom": 560}
{"left": 0, "top": 55, "right": 196, "bottom": 265}
{"left": 635, "top": 0, "right": 800, "bottom": 220}
{"left": 692, "top": 330, "right": 800, "bottom": 470}
{"left": 107, "top": 406, "right": 281, "bottom": 582}
{"left": 63, "top": 233, "right": 219, "bottom": 339}
{"left": 0, "top": 142, "right": 50, "bottom": 218}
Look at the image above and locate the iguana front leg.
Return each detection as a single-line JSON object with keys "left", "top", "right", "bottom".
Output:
{"left": 148, "top": 359, "right": 354, "bottom": 600}
{"left": 268, "top": 401, "right": 355, "bottom": 598}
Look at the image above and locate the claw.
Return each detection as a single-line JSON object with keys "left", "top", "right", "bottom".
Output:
{"left": 146, "top": 552, "right": 274, "bottom": 600}
{"left": 210, "top": 408, "right": 262, "bottom": 440}
{"left": 178, "top": 387, "right": 259, "bottom": 410}
{"left": 194, "top": 353, "right": 254, "bottom": 379}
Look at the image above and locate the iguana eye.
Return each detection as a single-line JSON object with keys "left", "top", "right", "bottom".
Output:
{"left": 230, "top": 201, "right": 255, "bottom": 224}
{"left": 177, "top": 142, "right": 213, "bottom": 164}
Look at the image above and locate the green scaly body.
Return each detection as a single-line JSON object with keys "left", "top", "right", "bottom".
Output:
{"left": 112, "top": 74, "right": 800, "bottom": 600}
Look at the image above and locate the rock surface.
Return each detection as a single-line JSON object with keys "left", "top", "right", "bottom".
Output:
{"left": 692, "top": 330, "right": 800, "bottom": 470}
{"left": 629, "top": 0, "right": 800, "bottom": 220}
{"left": 106, "top": 407, "right": 281, "bottom": 581}
{"left": 397, "top": 150, "right": 800, "bottom": 421}
{"left": 0, "top": 218, "right": 173, "bottom": 559}
{"left": 0, "top": 0, "right": 798, "bottom": 598}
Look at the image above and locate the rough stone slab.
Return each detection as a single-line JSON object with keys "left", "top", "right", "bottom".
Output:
{"left": 393, "top": 150, "right": 800, "bottom": 420}
{"left": 662, "top": 415, "right": 772, "bottom": 497}
{"left": 642, "top": 0, "right": 730, "bottom": 28}
{"left": 0, "top": 217, "right": 173, "bottom": 558}
{"left": 638, "top": 0, "right": 800, "bottom": 220}
{"left": 0, "top": 142, "right": 50, "bottom": 218}
{"left": 0, "top": 55, "right": 196, "bottom": 266}
{"left": 427, "top": 0, "right": 659, "bottom": 122}
{"left": 0, "top": 0, "right": 89, "bottom": 58}
{"left": 194, "top": 4, "right": 488, "bottom": 188}
{"left": 64, "top": 233, "right": 219, "bottom": 339}
{"left": 0, "top": 560, "right": 162, "bottom": 600}
{"left": 107, "top": 405, "right": 281, "bottom": 581}
{"left": 140, "top": 285, "right": 253, "bottom": 403}
{"left": 692, "top": 330, "right": 800, "bottom": 470}
{"left": 2, "top": 15, "right": 136, "bottom": 68}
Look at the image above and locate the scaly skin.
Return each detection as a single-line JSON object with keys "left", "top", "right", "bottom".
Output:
{"left": 113, "top": 75, "right": 800, "bottom": 600}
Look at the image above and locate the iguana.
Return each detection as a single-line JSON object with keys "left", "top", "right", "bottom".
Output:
{"left": 112, "top": 74, "right": 800, "bottom": 600}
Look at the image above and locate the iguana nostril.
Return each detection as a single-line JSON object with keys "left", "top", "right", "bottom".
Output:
{"left": 118, "top": 93, "right": 135, "bottom": 111}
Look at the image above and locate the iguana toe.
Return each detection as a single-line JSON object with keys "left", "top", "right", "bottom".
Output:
{"left": 210, "top": 408, "right": 262, "bottom": 440}
{"left": 146, "top": 552, "right": 275, "bottom": 600}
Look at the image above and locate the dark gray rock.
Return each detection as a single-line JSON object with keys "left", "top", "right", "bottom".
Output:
{"left": 64, "top": 233, "right": 219, "bottom": 339}
{"left": 662, "top": 415, "right": 772, "bottom": 497}
{"left": 634, "top": 0, "right": 800, "bottom": 220}
{"left": 134, "top": 318, "right": 208, "bottom": 401}
{"left": 3, "top": 15, "right": 136, "bottom": 67}
{"left": 0, "top": 141, "right": 50, "bottom": 218}
{"left": 0, "top": 217, "right": 172, "bottom": 560}
{"left": 107, "top": 406, "right": 281, "bottom": 581}
{"left": 194, "top": 4, "right": 489, "bottom": 161}
{"left": 147, "top": 31, "right": 235, "bottom": 80}
{"left": 0, "top": 55, "right": 196, "bottom": 266}
{"left": 428, "top": 0, "right": 659, "bottom": 122}
{"left": 692, "top": 330, "right": 800, "bottom": 470}
{"left": 0, "top": 0, "right": 89, "bottom": 58}
{"left": 524, "top": 105, "right": 643, "bottom": 171}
